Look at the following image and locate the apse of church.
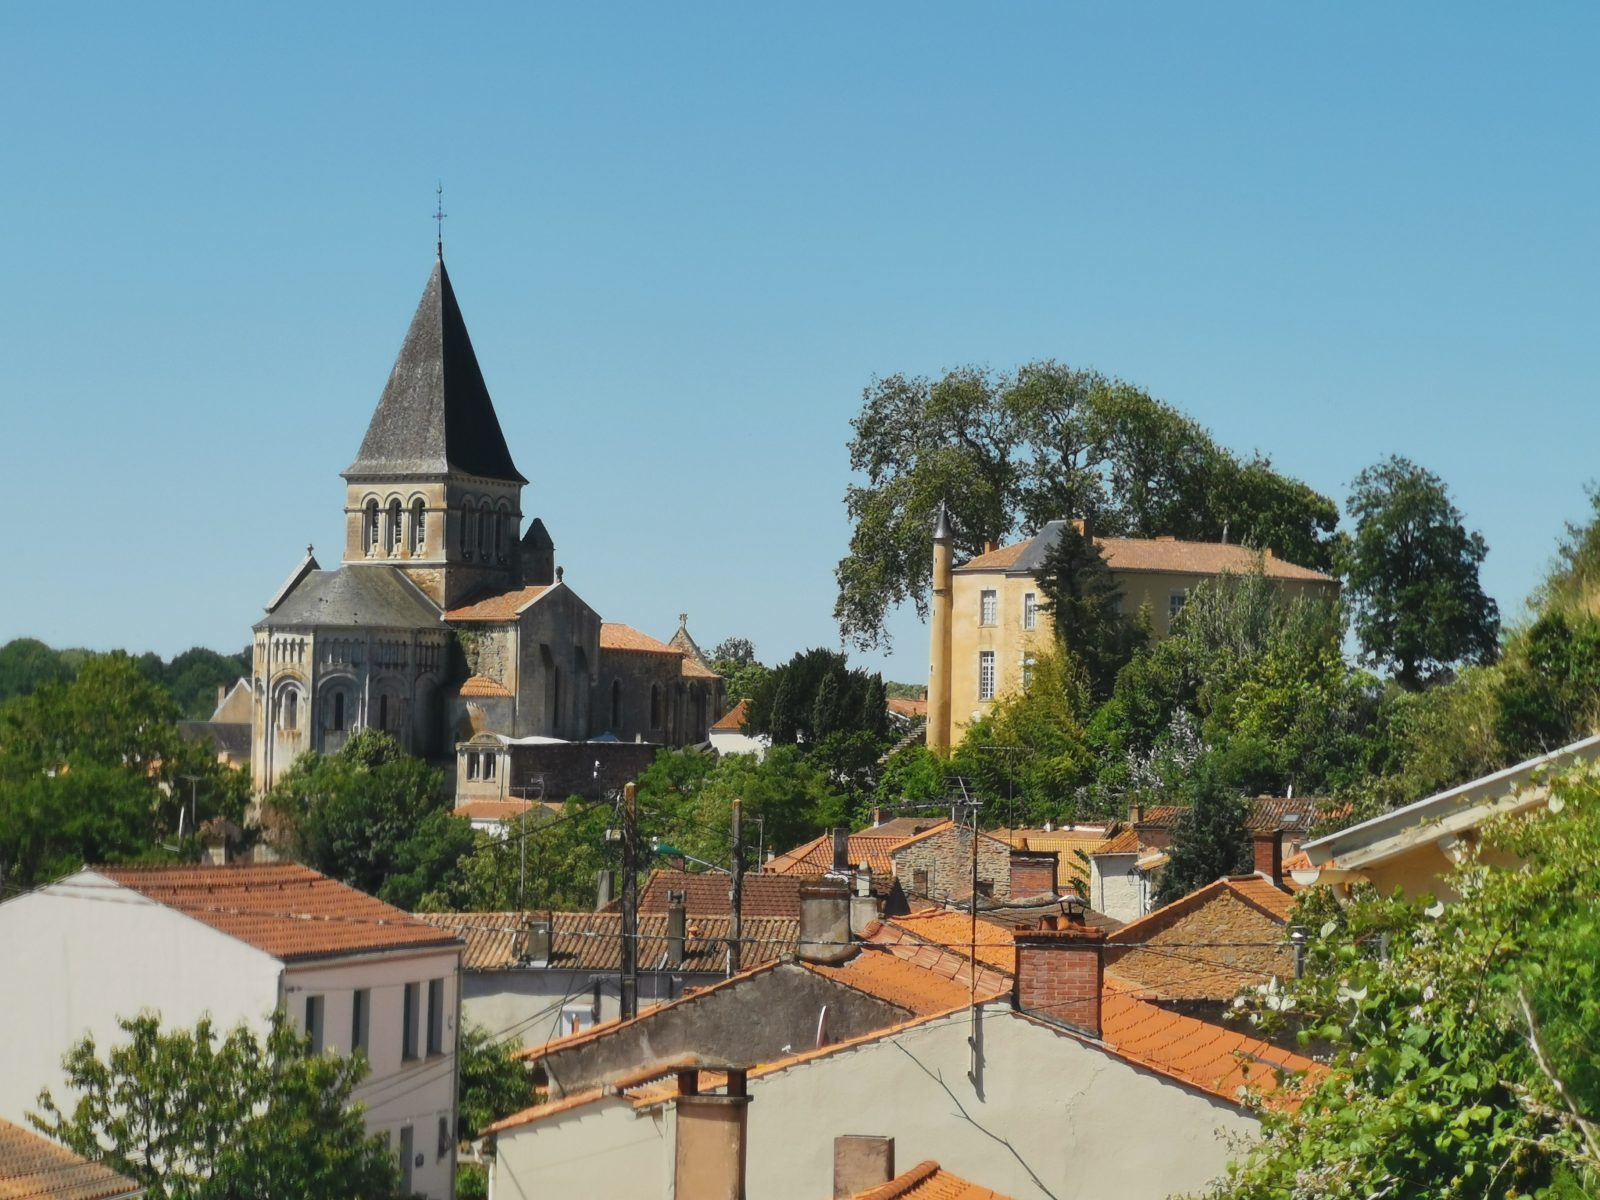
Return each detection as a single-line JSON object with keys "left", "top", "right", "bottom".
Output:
{"left": 250, "top": 254, "right": 721, "bottom": 793}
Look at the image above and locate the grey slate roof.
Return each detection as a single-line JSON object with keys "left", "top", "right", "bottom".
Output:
{"left": 345, "top": 256, "right": 527, "bottom": 484}
{"left": 177, "top": 720, "right": 252, "bottom": 760}
{"left": 256, "top": 565, "right": 441, "bottom": 630}
{"left": 1009, "top": 520, "right": 1072, "bottom": 573}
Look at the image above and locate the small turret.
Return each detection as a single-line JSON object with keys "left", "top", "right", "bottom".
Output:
{"left": 927, "top": 503, "right": 954, "bottom": 755}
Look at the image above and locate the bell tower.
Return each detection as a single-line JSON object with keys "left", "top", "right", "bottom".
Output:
{"left": 341, "top": 253, "right": 528, "bottom": 608}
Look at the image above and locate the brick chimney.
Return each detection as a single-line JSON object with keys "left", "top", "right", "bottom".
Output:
{"left": 1013, "top": 925, "right": 1106, "bottom": 1039}
{"left": 833, "top": 1135, "right": 895, "bottom": 1198}
{"left": 1253, "top": 829, "right": 1285, "bottom": 888}
{"left": 673, "top": 1067, "right": 750, "bottom": 1200}
{"left": 1009, "top": 850, "right": 1058, "bottom": 899}
{"left": 798, "top": 880, "right": 857, "bottom": 966}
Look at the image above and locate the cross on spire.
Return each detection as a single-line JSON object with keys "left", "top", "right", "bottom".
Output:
{"left": 433, "top": 183, "right": 447, "bottom": 257}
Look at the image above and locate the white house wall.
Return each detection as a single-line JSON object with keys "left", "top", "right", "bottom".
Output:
{"left": 462, "top": 969, "right": 725, "bottom": 1049}
{"left": 742, "top": 1007, "right": 1255, "bottom": 1200}
{"left": 492, "top": 1098, "right": 670, "bottom": 1200}
{"left": 0, "top": 872, "right": 283, "bottom": 1127}
{"left": 285, "top": 947, "right": 462, "bottom": 1200}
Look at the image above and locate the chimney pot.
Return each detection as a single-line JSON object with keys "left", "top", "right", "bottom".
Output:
{"left": 833, "top": 1135, "right": 895, "bottom": 1198}
{"left": 667, "top": 890, "right": 688, "bottom": 967}
{"left": 673, "top": 1068, "right": 751, "bottom": 1200}
{"left": 1128, "top": 803, "right": 1143, "bottom": 826}
{"left": 983, "top": 539, "right": 998, "bottom": 554}
{"left": 799, "top": 880, "right": 856, "bottom": 966}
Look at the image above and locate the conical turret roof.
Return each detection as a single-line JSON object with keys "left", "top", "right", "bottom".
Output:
{"left": 345, "top": 256, "right": 526, "bottom": 483}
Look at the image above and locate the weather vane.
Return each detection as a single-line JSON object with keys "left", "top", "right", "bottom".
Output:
{"left": 434, "top": 183, "right": 447, "bottom": 256}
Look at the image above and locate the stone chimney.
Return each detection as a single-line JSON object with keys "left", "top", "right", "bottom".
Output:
{"left": 798, "top": 880, "right": 856, "bottom": 966}
{"left": 1253, "top": 829, "right": 1285, "bottom": 888}
{"left": 1013, "top": 925, "right": 1106, "bottom": 1039}
{"left": 673, "top": 1067, "right": 750, "bottom": 1200}
{"left": 667, "top": 890, "right": 687, "bottom": 968}
{"left": 1128, "top": 802, "right": 1143, "bottom": 826}
{"left": 830, "top": 828, "right": 850, "bottom": 874}
{"left": 833, "top": 1135, "right": 895, "bottom": 1198}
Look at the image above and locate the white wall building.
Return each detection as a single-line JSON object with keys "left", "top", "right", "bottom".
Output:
{"left": 0, "top": 864, "right": 464, "bottom": 1200}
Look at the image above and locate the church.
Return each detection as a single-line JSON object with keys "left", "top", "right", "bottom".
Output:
{"left": 250, "top": 253, "right": 722, "bottom": 799}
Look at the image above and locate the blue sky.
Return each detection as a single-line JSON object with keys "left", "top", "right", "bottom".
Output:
{"left": 2, "top": 3, "right": 1596, "bottom": 682}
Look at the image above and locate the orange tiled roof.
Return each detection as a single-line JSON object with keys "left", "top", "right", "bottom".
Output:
{"left": 0, "top": 1116, "right": 141, "bottom": 1200}
{"left": 681, "top": 656, "right": 720, "bottom": 681}
{"left": 995, "top": 826, "right": 1116, "bottom": 859}
{"left": 885, "top": 820, "right": 1013, "bottom": 857}
{"left": 887, "top": 696, "right": 929, "bottom": 719}
{"left": 850, "top": 1160, "right": 1016, "bottom": 1200}
{"left": 1095, "top": 978, "right": 1317, "bottom": 1105}
{"left": 1093, "top": 828, "right": 1142, "bottom": 855}
{"left": 459, "top": 674, "right": 513, "bottom": 698}
{"left": 639, "top": 869, "right": 803, "bottom": 919}
{"left": 958, "top": 535, "right": 1334, "bottom": 583}
{"left": 764, "top": 826, "right": 934, "bottom": 878}
{"left": 444, "top": 585, "right": 551, "bottom": 622}
{"left": 94, "top": 864, "right": 461, "bottom": 963}
{"left": 599, "top": 623, "right": 679, "bottom": 654}
{"left": 801, "top": 948, "right": 980, "bottom": 1016}
{"left": 451, "top": 798, "right": 565, "bottom": 823}
{"left": 710, "top": 698, "right": 749, "bottom": 732}
{"left": 884, "top": 910, "right": 1017, "bottom": 975}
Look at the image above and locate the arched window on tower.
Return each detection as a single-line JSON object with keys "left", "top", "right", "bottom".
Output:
{"left": 496, "top": 504, "right": 511, "bottom": 563}
{"left": 410, "top": 500, "right": 426, "bottom": 555}
{"left": 280, "top": 688, "right": 299, "bottom": 731}
{"left": 364, "top": 500, "right": 380, "bottom": 555}
{"left": 477, "top": 500, "right": 490, "bottom": 561}
{"left": 460, "top": 502, "right": 473, "bottom": 561}
{"left": 378, "top": 694, "right": 390, "bottom": 731}
{"left": 332, "top": 692, "right": 346, "bottom": 732}
{"left": 387, "top": 499, "right": 403, "bottom": 555}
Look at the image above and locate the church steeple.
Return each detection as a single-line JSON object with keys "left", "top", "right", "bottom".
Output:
{"left": 344, "top": 257, "right": 526, "bottom": 485}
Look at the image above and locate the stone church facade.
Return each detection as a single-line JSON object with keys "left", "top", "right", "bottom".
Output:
{"left": 251, "top": 254, "right": 721, "bottom": 793}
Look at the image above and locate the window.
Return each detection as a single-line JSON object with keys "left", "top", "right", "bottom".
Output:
{"left": 365, "top": 500, "right": 380, "bottom": 554}
{"left": 1023, "top": 592, "right": 1037, "bottom": 630}
{"left": 483, "top": 753, "right": 496, "bottom": 781}
{"left": 378, "top": 694, "right": 389, "bottom": 731}
{"left": 281, "top": 689, "right": 298, "bottom": 731}
{"left": 426, "top": 978, "right": 445, "bottom": 1056}
{"left": 331, "top": 692, "right": 346, "bottom": 732}
{"left": 388, "top": 499, "right": 403, "bottom": 554}
{"left": 460, "top": 503, "right": 473, "bottom": 560}
{"left": 351, "top": 988, "right": 370, "bottom": 1056}
{"left": 402, "top": 982, "right": 420, "bottom": 1060}
{"left": 561, "top": 1004, "right": 596, "bottom": 1036}
{"left": 398, "top": 1125, "right": 414, "bottom": 1193}
{"left": 1022, "top": 655, "right": 1036, "bottom": 689}
{"left": 1168, "top": 589, "right": 1188, "bottom": 622}
{"left": 477, "top": 501, "right": 490, "bottom": 560}
{"left": 411, "top": 499, "right": 426, "bottom": 554}
{"left": 304, "top": 994, "right": 324, "bottom": 1054}
{"left": 495, "top": 505, "right": 508, "bottom": 563}
{"left": 978, "top": 651, "right": 997, "bottom": 701}
{"left": 466, "top": 752, "right": 479, "bottom": 781}
{"left": 913, "top": 868, "right": 930, "bottom": 897}
{"left": 980, "top": 589, "right": 997, "bottom": 626}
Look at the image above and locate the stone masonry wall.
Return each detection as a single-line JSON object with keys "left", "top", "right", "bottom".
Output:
{"left": 891, "top": 827, "right": 1012, "bottom": 902}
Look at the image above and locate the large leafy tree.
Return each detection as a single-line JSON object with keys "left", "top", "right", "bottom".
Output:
{"left": 31, "top": 1011, "right": 400, "bottom": 1200}
{"left": 744, "top": 648, "right": 889, "bottom": 748}
{"left": 834, "top": 362, "right": 1339, "bottom": 648}
{"left": 0, "top": 638, "right": 77, "bottom": 702}
{"left": 419, "top": 801, "right": 614, "bottom": 913}
{"left": 1214, "top": 767, "right": 1600, "bottom": 1198}
{"left": 264, "top": 729, "right": 473, "bottom": 910}
{"left": 0, "top": 653, "right": 247, "bottom": 888}
{"left": 1034, "top": 520, "right": 1145, "bottom": 700}
{"left": 1154, "top": 754, "right": 1251, "bottom": 904}
{"left": 1344, "top": 455, "right": 1501, "bottom": 690}
{"left": 456, "top": 1023, "right": 537, "bottom": 1141}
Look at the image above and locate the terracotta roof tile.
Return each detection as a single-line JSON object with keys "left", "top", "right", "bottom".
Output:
{"left": 638, "top": 870, "right": 803, "bottom": 919}
{"left": 887, "top": 696, "right": 929, "bottom": 719}
{"left": 94, "top": 864, "right": 461, "bottom": 962}
{"left": 710, "top": 698, "right": 749, "bottom": 732}
{"left": 885, "top": 910, "right": 1017, "bottom": 975}
{"left": 0, "top": 1117, "right": 141, "bottom": 1200}
{"left": 849, "top": 1160, "right": 1016, "bottom": 1200}
{"left": 415, "top": 910, "right": 799, "bottom": 973}
{"left": 994, "top": 826, "right": 1116, "bottom": 859}
{"left": 599, "top": 623, "right": 680, "bottom": 654}
{"left": 764, "top": 827, "right": 929, "bottom": 879}
{"left": 1093, "top": 829, "right": 1142, "bottom": 855}
{"left": 459, "top": 674, "right": 513, "bottom": 698}
{"left": 957, "top": 534, "right": 1334, "bottom": 583}
{"left": 800, "top": 948, "right": 979, "bottom": 1015}
{"left": 444, "top": 585, "right": 551, "bottom": 622}
{"left": 450, "top": 798, "right": 563, "bottom": 823}
{"left": 681, "top": 656, "right": 720, "bottom": 681}
{"left": 959, "top": 542, "right": 1028, "bottom": 570}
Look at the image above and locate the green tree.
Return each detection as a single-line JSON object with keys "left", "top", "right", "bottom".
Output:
{"left": 1344, "top": 455, "right": 1501, "bottom": 690}
{"left": 834, "top": 362, "right": 1338, "bottom": 649}
{"left": 0, "top": 638, "right": 76, "bottom": 702}
{"left": 708, "top": 638, "right": 770, "bottom": 706}
{"left": 158, "top": 646, "right": 252, "bottom": 720}
{"left": 0, "top": 654, "right": 247, "bottom": 888}
{"left": 744, "top": 649, "right": 889, "bottom": 748}
{"left": 1154, "top": 756, "right": 1250, "bottom": 904}
{"left": 265, "top": 730, "right": 473, "bottom": 909}
{"left": 1213, "top": 766, "right": 1600, "bottom": 1198}
{"left": 1034, "top": 520, "right": 1144, "bottom": 700}
{"left": 31, "top": 1011, "right": 400, "bottom": 1200}
{"left": 456, "top": 1023, "right": 537, "bottom": 1141}
{"left": 420, "top": 802, "right": 614, "bottom": 913}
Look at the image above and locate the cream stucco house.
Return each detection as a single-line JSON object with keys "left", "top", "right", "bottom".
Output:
{"left": 927, "top": 514, "right": 1338, "bottom": 752}
{"left": 0, "top": 864, "right": 464, "bottom": 1200}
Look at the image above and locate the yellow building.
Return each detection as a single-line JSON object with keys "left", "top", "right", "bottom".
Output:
{"left": 926, "top": 517, "right": 1338, "bottom": 752}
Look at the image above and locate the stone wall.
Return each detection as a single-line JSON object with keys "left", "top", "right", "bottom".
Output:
{"left": 890, "top": 827, "right": 1012, "bottom": 902}
{"left": 504, "top": 741, "right": 659, "bottom": 802}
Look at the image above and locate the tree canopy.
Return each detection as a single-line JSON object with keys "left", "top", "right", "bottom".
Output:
{"left": 1344, "top": 455, "right": 1501, "bottom": 690}
{"left": 744, "top": 648, "right": 889, "bottom": 747}
{"left": 31, "top": 1011, "right": 400, "bottom": 1200}
{"left": 1034, "top": 520, "right": 1145, "bottom": 700}
{"left": 834, "top": 362, "right": 1338, "bottom": 648}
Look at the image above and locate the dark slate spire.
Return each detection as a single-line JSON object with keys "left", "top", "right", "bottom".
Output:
{"left": 344, "top": 257, "right": 527, "bottom": 484}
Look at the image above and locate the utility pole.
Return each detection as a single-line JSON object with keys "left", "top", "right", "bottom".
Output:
{"left": 728, "top": 798, "right": 744, "bottom": 977}
{"left": 179, "top": 774, "right": 202, "bottom": 841}
{"left": 620, "top": 781, "right": 639, "bottom": 1021}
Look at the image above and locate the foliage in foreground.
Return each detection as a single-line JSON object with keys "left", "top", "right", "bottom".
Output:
{"left": 31, "top": 1011, "right": 400, "bottom": 1200}
{"left": 1212, "top": 766, "right": 1600, "bottom": 1199}
{"left": 456, "top": 1023, "right": 538, "bottom": 1141}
